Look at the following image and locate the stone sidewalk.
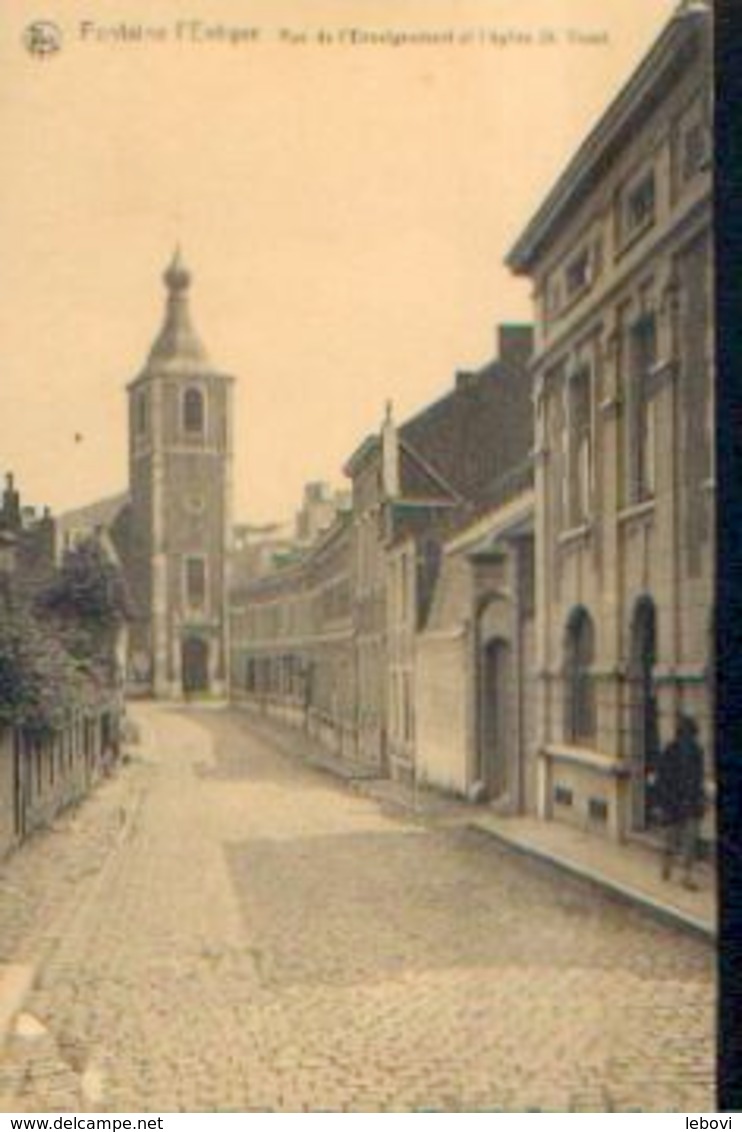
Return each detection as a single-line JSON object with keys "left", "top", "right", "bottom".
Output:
{"left": 467, "top": 812, "right": 715, "bottom": 940}
{"left": 234, "top": 708, "right": 716, "bottom": 941}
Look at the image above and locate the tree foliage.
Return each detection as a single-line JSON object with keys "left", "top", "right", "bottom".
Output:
{"left": 0, "top": 604, "right": 99, "bottom": 732}
{"left": 0, "top": 537, "right": 128, "bottom": 733}
{"left": 35, "top": 538, "right": 130, "bottom": 665}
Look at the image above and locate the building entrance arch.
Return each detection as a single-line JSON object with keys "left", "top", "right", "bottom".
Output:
{"left": 182, "top": 636, "right": 209, "bottom": 696}
{"left": 480, "top": 634, "right": 512, "bottom": 801}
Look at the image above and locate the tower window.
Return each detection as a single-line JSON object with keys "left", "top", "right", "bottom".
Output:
{"left": 183, "top": 388, "right": 205, "bottom": 434}
{"left": 184, "top": 556, "right": 207, "bottom": 610}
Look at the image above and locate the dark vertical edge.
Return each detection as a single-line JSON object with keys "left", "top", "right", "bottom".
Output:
{"left": 715, "top": 0, "right": 742, "bottom": 1111}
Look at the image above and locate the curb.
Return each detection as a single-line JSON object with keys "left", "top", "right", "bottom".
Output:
{"left": 216, "top": 708, "right": 717, "bottom": 942}
{"left": 229, "top": 709, "right": 381, "bottom": 783}
{"left": 467, "top": 818, "right": 716, "bottom": 942}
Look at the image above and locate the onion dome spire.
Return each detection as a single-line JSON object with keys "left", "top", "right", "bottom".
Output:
{"left": 163, "top": 245, "right": 191, "bottom": 292}
{"left": 145, "top": 247, "right": 210, "bottom": 373}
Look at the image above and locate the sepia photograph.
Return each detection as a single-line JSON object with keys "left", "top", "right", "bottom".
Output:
{"left": 0, "top": 0, "right": 717, "bottom": 1115}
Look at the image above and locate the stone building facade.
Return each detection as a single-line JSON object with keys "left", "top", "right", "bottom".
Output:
{"left": 343, "top": 411, "right": 401, "bottom": 773}
{"left": 506, "top": 1, "right": 713, "bottom": 841}
{"left": 229, "top": 324, "right": 534, "bottom": 779}
{"left": 230, "top": 514, "right": 358, "bottom": 762}
{"left": 125, "top": 252, "right": 235, "bottom": 698}
{"left": 415, "top": 485, "right": 537, "bottom": 811}
{"left": 384, "top": 326, "right": 534, "bottom": 782}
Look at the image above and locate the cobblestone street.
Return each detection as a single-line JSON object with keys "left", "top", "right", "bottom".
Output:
{"left": 0, "top": 705, "right": 715, "bottom": 1112}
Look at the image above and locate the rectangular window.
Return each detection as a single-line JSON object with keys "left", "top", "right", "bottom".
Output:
{"left": 554, "top": 785, "right": 573, "bottom": 808}
{"left": 546, "top": 276, "right": 562, "bottom": 321}
{"left": 629, "top": 313, "right": 657, "bottom": 503}
{"left": 588, "top": 797, "right": 609, "bottom": 823}
{"left": 675, "top": 97, "right": 711, "bottom": 193}
{"left": 568, "top": 366, "right": 592, "bottom": 526}
{"left": 565, "top": 247, "right": 590, "bottom": 300}
{"left": 185, "top": 556, "right": 206, "bottom": 609}
{"left": 683, "top": 121, "right": 708, "bottom": 181}
{"left": 621, "top": 169, "right": 656, "bottom": 244}
{"left": 556, "top": 378, "right": 569, "bottom": 529}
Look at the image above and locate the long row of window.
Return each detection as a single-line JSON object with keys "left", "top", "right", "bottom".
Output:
{"left": 240, "top": 653, "right": 355, "bottom": 721}
{"left": 234, "top": 577, "right": 352, "bottom": 642}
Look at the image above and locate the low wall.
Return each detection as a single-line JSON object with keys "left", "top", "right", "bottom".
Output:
{"left": 0, "top": 707, "right": 119, "bottom": 856}
{"left": 231, "top": 692, "right": 363, "bottom": 767}
{"left": 415, "top": 634, "right": 470, "bottom": 795}
{"left": 0, "top": 729, "right": 15, "bottom": 858}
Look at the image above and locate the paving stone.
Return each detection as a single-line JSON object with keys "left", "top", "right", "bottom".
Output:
{"left": 0, "top": 704, "right": 716, "bottom": 1112}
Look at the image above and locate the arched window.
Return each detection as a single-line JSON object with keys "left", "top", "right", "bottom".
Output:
{"left": 183, "top": 387, "right": 205, "bottom": 434}
{"left": 564, "top": 606, "right": 596, "bottom": 745}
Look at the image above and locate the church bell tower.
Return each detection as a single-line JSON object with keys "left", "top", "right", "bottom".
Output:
{"left": 126, "top": 251, "right": 234, "bottom": 698}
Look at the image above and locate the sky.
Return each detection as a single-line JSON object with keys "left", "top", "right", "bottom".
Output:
{"left": 0, "top": 0, "right": 678, "bottom": 525}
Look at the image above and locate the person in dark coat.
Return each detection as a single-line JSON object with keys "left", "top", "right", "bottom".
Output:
{"left": 654, "top": 713, "right": 706, "bottom": 888}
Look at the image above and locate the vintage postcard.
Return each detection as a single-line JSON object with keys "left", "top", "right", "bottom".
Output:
{"left": 0, "top": 0, "right": 716, "bottom": 1115}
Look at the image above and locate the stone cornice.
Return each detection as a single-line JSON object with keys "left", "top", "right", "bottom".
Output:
{"left": 506, "top": 7, "right": 708, "bottom": 274}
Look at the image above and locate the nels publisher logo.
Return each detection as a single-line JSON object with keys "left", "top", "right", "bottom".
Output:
{"left": 23, "top": 20, "right": 63, "bottom": 58}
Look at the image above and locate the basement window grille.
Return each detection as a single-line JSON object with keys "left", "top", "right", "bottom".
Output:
{"left": 588, "top": 797, "right": 609, "bottom": 823}
{"left": 554, "top": 785, "right": 574, "bottom": 807}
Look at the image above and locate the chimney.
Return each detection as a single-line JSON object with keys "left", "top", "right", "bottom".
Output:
{"left": 381, "top": 401, "right": 399, "bottom": 498}
{"left": 497, "top": 324, "right": 534, "bottom": 369}
{"left": 2, "top": 472, "right": 21, "bottom": 531}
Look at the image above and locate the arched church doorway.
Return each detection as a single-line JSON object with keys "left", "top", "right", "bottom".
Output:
{"left": 182, "top": 636, "right": 209, "bottom": 696}
{"left": 628, "top": 596, "right": 658, "bottom": 831}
